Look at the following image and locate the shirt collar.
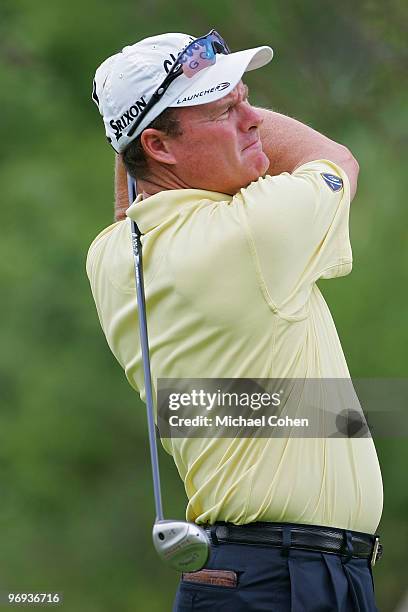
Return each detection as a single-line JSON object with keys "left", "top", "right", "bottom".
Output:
{"left": 126, "top": 188, "right": 229, "bottom": 234}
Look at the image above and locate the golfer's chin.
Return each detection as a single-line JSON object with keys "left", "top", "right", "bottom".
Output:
{"left": 256, "top": 150, "right": 270, "bottom": 177}
{"left": 243, "top": 151, "right": 270, "bottom": 186}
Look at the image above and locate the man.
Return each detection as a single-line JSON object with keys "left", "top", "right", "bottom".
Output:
{"left": 87, "top": 30, "right": 383, "bottom": 611}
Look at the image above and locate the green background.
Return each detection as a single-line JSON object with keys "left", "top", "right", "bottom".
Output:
{"left": 1, "top": 1, "right": 407, "bottom": 610}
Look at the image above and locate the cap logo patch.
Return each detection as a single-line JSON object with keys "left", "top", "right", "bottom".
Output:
{"left": 321, "top": 173, "right": 343, "bottom": 192}
{"left": 176, "top": 81, "right": 230, "bottom": 104}
{"left": 163, "top": 37, "right": 196, "bottom": 73}
{"left": 109, "top": 96, "right": 147, "bottom": 141}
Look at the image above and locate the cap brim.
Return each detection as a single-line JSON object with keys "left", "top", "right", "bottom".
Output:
{"left": 168, "top": 46, "right": 273, "bottom": 107}
{"left": 134, "top": 46, "right": 273, "bottom": 136}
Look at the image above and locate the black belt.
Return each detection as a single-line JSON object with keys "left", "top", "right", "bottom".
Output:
{"left": 204, "top": 522, "right": 383, "bottom": 567}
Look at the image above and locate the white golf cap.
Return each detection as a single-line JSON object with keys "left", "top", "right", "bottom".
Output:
{"left": 92, "top": 31, "right": 273, "bottom": 153}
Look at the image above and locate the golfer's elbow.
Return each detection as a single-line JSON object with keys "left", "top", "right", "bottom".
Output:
{"left": 338, "top": 146, "right": 359, "bottom": 202}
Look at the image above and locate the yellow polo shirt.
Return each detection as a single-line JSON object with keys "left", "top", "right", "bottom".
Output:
{"left": 86, "top": 160, "right": 383, "bottom": 534}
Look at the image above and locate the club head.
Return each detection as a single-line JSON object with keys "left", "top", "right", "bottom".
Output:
{"left": 152, "top": 520, "right": 210, "bottom": 572}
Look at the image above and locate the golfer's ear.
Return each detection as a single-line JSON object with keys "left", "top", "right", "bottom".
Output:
{"left": 141, "top": 129, "right": 177, "bottom": 165}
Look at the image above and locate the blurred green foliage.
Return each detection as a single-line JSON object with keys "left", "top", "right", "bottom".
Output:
{"left": 0, "top": 0, "right": 407, "bottom": 610}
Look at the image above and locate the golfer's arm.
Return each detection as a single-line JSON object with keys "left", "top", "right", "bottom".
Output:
{"left": 257, "top": 109, "right": 359, "bottom": 200}
{"left": 115, "top": 154, "right": 129, "bottom": 221}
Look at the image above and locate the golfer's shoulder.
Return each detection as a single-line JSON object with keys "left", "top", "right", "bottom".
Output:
{"left": 290, "top": 159, "right": 350, "bottom": 195}
{"left": 86, "top": 218, "right": 131, "bottom": 284}
{"left": 236, "top": 159, "right": 349, "bottom": 210}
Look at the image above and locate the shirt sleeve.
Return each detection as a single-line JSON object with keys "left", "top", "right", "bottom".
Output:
{"left": 237, "top": 159, "right": 353, "bottom": 313}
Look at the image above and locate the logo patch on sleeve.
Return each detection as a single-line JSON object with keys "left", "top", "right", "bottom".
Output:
{"left": 321, "top": 173, "right": 343, "bottom": 192}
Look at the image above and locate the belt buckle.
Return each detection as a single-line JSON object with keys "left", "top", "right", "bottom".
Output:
{"left": 370, "top": 536, "right": 380, "bottom": 567}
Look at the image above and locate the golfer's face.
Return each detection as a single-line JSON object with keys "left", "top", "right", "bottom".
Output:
{"left": 170, "top": 82, "right": 269, "bottom": 194}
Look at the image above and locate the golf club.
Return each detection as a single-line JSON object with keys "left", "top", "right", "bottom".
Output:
{"left": 127, "top": 174, "right": 211, "bottom": 572}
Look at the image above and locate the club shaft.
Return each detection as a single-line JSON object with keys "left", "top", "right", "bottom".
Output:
{"left": 128, "top": 175, "right": 164, "bottom": 521}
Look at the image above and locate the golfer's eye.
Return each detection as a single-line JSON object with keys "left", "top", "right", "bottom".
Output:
{"left": 220, "top": 105, "right": 232, "bottom": 118}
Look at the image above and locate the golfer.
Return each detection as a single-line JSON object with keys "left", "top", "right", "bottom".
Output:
{"left": 87, "top": 30, "right": 383, "bottom": 611}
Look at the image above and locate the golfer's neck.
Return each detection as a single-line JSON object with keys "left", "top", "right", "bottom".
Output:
{"left": 137, "top": 166, "right": 190, "bottom": 199}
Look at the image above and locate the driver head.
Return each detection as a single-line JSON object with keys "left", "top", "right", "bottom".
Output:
{"left": 152, "top": 520, "right": 210, "bottom": 572}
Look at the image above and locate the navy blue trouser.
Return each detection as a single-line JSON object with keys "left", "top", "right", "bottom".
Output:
{"left": 173, "top": 535, "right": 378, "bottom": 611}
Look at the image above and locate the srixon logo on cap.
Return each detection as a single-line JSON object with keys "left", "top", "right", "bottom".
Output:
{"left": 110, "top": 96, "right": 147, "bottom": 141}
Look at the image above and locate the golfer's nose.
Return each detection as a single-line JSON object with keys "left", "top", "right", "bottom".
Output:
{"left": 238, "top": 102, "right": 263, "bottom": 132}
